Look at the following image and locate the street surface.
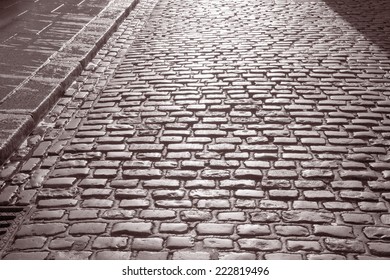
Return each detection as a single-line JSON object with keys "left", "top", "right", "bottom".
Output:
{"left": 1, "top": 0, "right": 390, "bottom": 259}
{"left": 0, "top": 0, "right": 112, "bottom": 101}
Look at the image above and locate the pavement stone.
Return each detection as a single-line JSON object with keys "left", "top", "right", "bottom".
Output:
{"left": 0, "top": 0, "right": 141, "bottom": 164}
{"left": 1, "top": 0, "right": 390, "bottom": 260}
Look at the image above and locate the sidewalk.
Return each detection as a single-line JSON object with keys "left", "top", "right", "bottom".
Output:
{"left": 0, "top": 0, "right": 139, "bottom": 163}
{"left": 1, "top": 0, "right": 390, "bottom": 260}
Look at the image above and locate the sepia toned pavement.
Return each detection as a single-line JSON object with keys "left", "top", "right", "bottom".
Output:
{"left": 0, "top": 0, "right": 139, "bottom": 162}
{"left": 1, "top": 0, "right": 390, "bottom": 260}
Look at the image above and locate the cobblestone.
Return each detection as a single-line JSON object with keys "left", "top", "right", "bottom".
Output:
{"left": 238, "top": 239, "right": 282, "bottom": 251}
{"left": 368, "top": 243, "right": 390, "bottom": 256}
{"left": 92, "top": 237, "right": 128, "bottom": 249}
{"left": 166, "top": 237, "right": 194, "bottom": 248}
{"left": 12, "top": 237, "right": 47, "bottom": 250}
{"left": 1, "top": 0, "right": 390, "bottom": 260}
{"left": 17, "top": 223, "right": 68, "bottom": 237}
{"left": 111, "top": 222, "right": 153, "bottom": 236}
{"left": 324, "top": 238, "right": 365, "bottom": 253}
{"left": 132, "top": 238, "right": 164, "bottom": 251}
{"left": 69, "top": 223, "right": 107, "bottom": 235}
{"left": 287, "top": 240, "right": 322, "bottom": 252}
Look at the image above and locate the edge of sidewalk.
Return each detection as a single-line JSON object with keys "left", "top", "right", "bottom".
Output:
{"left": 0, "top": 0, "right": 140, "bottom": 164}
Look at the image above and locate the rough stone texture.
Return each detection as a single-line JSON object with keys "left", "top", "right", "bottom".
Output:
{"left": 111, "top": 222, "right": 153, "bottom": 236}
{"left": 1, "top": 0, "right": 390, "bottom": 260}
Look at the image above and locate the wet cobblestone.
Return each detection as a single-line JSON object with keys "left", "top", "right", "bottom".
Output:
{"left": 1, "top": 0, "right": 390, "bottom": 259}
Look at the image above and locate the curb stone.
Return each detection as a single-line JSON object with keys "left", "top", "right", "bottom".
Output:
{"left": 0, "top": 0, "right": 140, "bottom": 164}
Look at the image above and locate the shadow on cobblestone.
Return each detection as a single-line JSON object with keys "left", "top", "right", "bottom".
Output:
{"left": 324, "top": 0, "right": 390, "bottom": 54}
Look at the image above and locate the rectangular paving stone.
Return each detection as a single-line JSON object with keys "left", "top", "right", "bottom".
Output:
{"left": 358, "top": 202, "right": 388, "bottom": 212}
{"left": 112, "top": 222, "right": 153, "bottom": 236}
{"left": 185, "top": 180, "right": 216, "bottom": 188}
{"left": 166, "top": 236, "right": 194, "bottom": 248}
{"left": 237, "top": 224, "right": 271, "bottom": 236}
{"left": 81, "top": 188, "right": 112, "bottom": 199}
{"left": 339, "top": 170, "right": 379, "bottom": 180}
{"left": 368, "top": 181, "right": 390, "bottom": 191}
{"left": 259, "top": 200, "right": 288, "bottom": 210}
{"left": 275, "top": 225, "right": 309, "bottom": 237}
{"left": 106, "top": 152, "right": 133, "bottom": 159}
{"left": 341, "top": 213, "right": 374, "bottom": 225}
{"left": 196, "top": 223, "right": 234, "bottom": 235}
{"left": 287, "top": 240, "right": 322, "bottom": 252}
{"left": 200, "top": 169, "right": 230, "bottom": 179}
{"left": 167, "top": 144, "right": 204, "bottom": 151}
{"left": 240, "top": 145, "right": 278, "bottom": 152}
{"left": 234, "top": 190, "right": 265, "bottom": 198}
{"left": 92, "top": 237, "right": 128, "bottom": 249}
{"left": 151, "top": 190, "right": 185, "bottom": 199}
{"left": 139, "top": 210, "right": 176, "bottom": 220}
{"left": 159, "top": 223, "right": 188, "bottom": 233}
{"left": 142, "top": 179, "right": 180, "bottom": 188}
{"left": 313, "top": 225, "right": 354, "bottom": 238}
{"left": 101, "top": 210, "right": 136, "bottom": 220}
{"left": 68, "top": 210, "right": 99, "bottom": 221}
{"left": 282, "top": 210, "right": 335, "bottom": 223}
{"left": 123, "top": 169, "right": 162, "bottom": 179}
{"left": 123, "top": 160, "right": 152, "bottom": 169}
{"left": 155, "top": 200, "right": 192, "bottom": 208}
{"left": 368, "top": 242, "right": 390, "bottom": 256}
{"left": 166, "top": 170, "right": 197, "bottom": 179}
{"left": 331, "top": 181, "right": 364, "bottom": 190}
{"left": 43, "top": 178, "right": 76, "bottom": 188}
{"left": 238, "top": 239, "right": 282, "bottom": 251}
{"left": 203, "top": 238, "right": 234, "bottom": 249}
{"left": 0, "top": 185, "right": 18, "bottom": 205}
{"left": 21, "top": 158, "right": 41, "bottom": 172}
{"left": 217, "top": 212, "right": 246, "bottom": 222}
{"left": 268, "top": 170, "right": 298, "bottom": 179}
{"left": 324, "top": 238, "right": 365, "bottom": 253}
{"left": 37, "top": 187, "right": 78, "bottom": 199}
{"left": 110, "top": 179, "right": 139, "bottom": 188}
{"left": 81, "top": 199, "right": 114, "bottom": 208}
{"left": 119, "top": 199, "right": 150, "bottom": 208}
{"left": 129, "top": 144, "right": 164, "bottom": 151}
{"left": 197, "top": 199, "right": 231, "bottom": 209}
{"left": 115, "top": 189, "right": 147, "bottom": 199}
{"left": 135, "top": 251, "right": 168, "bottom": 260}
{"left": 38, "top": 199, "right": 78, "bottom": 208}
{"left": 17, "top": 223, "right": 68, "bottom": 237}
{"left": 69, "top": 222, "right": 107, "bottom": 235}
{"left": 234, "top": 169, "right": 263, "bottom": 179}
{"left": 31, "top": 210, "right": 65, "bottom": 220}
{"left": 363, "top": 227, "right": 390, "bottom": 239}
{"left": 12, "top": 237, "right": 47, "bottom": 250}
{"left": 269, "top": 189, "right": 299, "bottom": 200}
{"left": 180, "top": 210, "right": 212, "bottom": 221}
{"left": 303, "top": 190, "right": 335, "bottom": 200}
{"left": 78, "top": 178, "right": 107, "bottom": 188}
{"left": 323, "top": 202, "right": 355, "bottom": 211}
{"left": 189, "top": 189, "right": 230, "bottom": 199}
{"left": 132, "top": 238, "right": 164, "bottom": 251}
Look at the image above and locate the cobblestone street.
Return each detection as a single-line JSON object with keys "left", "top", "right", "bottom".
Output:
{"left": 1, "top": 0, "right": 390, "bottom": 260}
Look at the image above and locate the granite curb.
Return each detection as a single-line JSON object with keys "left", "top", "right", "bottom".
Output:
{"left": 0, "top": 0, "right": 140, "bottom": 164}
